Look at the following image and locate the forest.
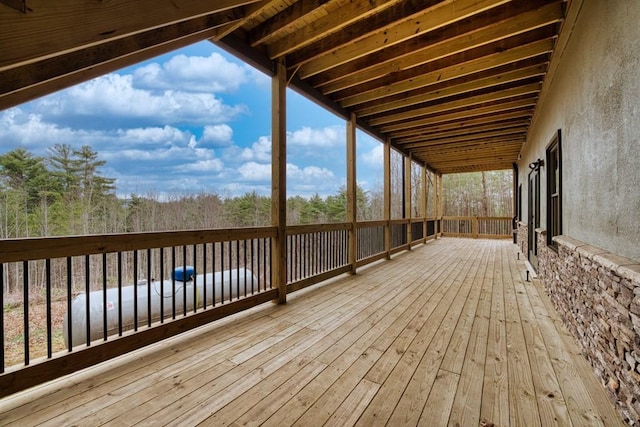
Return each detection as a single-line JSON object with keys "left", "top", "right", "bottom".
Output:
{"left": 0, "top": 145, "right": 513, "bottom": 240}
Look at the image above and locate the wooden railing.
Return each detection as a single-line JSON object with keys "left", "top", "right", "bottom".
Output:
{"left": 441, "top": 216, "right": 512, "bottom": 239}
{"left": 0, "top": 218, "right": 441, "bottom": 396}
{"left": 285, "top": 223, "right": 350, "bottom": 293}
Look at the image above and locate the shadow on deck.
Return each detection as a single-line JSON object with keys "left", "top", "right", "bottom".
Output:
{"left": 0, "top": 238, "right": 624, "bottom": 426}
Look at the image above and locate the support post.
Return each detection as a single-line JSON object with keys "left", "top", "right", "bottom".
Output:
{"left": 271, "top": 57, "right": 287, "bottom": 304}
{"left": 384, "top": 139, "right": 391, "bottom": 259}
{"left": 422, "top": 163, "right": 427, "bottom": 243}
{"left": 346, "top": 112, "right": 357, "bottom": 274}
{"left": 435, "top": 172, "right": 443, "bottom": 237}
{"left": 405, "top": 154, "right": 412, "bottom": 248}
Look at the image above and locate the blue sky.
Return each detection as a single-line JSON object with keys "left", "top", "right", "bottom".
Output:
{"left": 0, "top": 41, "right": 384, "bottom": 199}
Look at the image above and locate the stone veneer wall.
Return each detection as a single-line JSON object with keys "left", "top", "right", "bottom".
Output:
{"left": 517, "top": 222, "right": 528, "bottom": 258}
{"left": 524, "top": 229, "right": 640, "bottom": 425}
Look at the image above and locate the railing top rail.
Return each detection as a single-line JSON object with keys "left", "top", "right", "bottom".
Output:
{"left": 0, "top": 226, "right": 277, "bottom": 263}
{"left": 355, "top": 220, "right": 387, "bottom": 228}
{"left": 442, "top": 216, "right": 512, "bottom": 220}
{"left": 286, "top": 222, "right": 351, "bottom": 235}
{"left": 389, "top": 218, "right": 410, "bottom": 225}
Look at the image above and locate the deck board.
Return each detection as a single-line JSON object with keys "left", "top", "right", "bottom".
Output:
{"left": 0, "top": 238, "right": 626, "bottom": 427}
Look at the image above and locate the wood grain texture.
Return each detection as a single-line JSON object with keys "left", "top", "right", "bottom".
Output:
{"left": 0, "top": 239, "right": 625, "bottom": 426}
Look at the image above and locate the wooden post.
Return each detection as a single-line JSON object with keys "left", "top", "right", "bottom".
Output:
{"left": 271, "top": 57, "right": 287, "bottom": 304}
{"left": 346, "top": 112, "right": 357, "bottom": 274}
{"left": 384, "top": 139, "right": 391, "bottom": 259}
{"left": 405, "top": 154, "right": 412, "bottom": 248}
{"left": 422, "top": 163, "right": 427, "bottom": 243}
{"left": 432, "top": 171, "right": 438, "bottom": 239}
{"left": 435, "top": 172, "right": 443, "bottom": 237}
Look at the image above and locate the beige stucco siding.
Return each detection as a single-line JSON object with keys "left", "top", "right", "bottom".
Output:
{"left": 519, "top": 0, "right": 640, "bottom": 261}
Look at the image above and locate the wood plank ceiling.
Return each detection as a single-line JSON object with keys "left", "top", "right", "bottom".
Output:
{"left": 0, "top": 0, "right": 566, "bottom": 174}
{"left": 213, "top": 0, "right": 566, "bottom": 174}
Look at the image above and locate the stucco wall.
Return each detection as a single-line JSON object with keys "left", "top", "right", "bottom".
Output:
{"left": 518, "top": 0, "right": 640, "bottom": 261}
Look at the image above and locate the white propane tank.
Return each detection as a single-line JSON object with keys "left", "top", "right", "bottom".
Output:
{"left": 63, "top": 267, "right": 258, "bottom": 347}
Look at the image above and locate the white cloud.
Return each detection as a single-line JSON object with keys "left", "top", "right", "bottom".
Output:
{"left": 133, "top": 52, "right": 249, "bottom": 93}
{"left": 179, "top": 159, "right": 224, "bottom": 173}
{"left": 202, "top": 124, "right": 233, "bottom": 146}
{"left": 362, "top": 143, "right": 383, "bottom": 168}
{"left": 117, "top": 126, "right": 194, "bottom": 146}
{"left": 286, "top": 164, "right": 335, "bottom": 182}
{"left": 33, "top": 73, "right": 246, "bottom": 127}
{"left": 238, "top": 162, "right": 271, "bottom": 181}
{"left": 240, "top": 136, "right": 271, "bottom": 162}
{"left": 288, "top": 125, "right": 344, "bottom": 147}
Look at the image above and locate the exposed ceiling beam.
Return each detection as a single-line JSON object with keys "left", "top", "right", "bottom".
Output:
{"left": 0, "top": 12, "right": 239, "bottom": 109}
{"left": 313, "top": 0, "right": 562, "bottom": 90}
{"left": 380, "top": 98, "right": 537, "bottom": 133}
{"left": 210, "top": 0, "right": 277, "bottom": 41}
{"left": 369, "top": 83, "right": 541, "bottom": 126}
{"left": 266, "top": 0, "right": 406, "bottom": 59}
{"left": 355, "top": 63, "right": 546, "bottom": 117}
{"left": 338, "top": 37, "right": 554, "bottom": 106}
{"left": 391, "top": 117, "right": 530, "bottom": 139}
{"left": 285, "top": 0, "right": 439, "bottom": 67}
{"left": 295, "top": 0, "right": 511, "bottom": 79}
{"left": 0, "top": 0, "right": 259, "bottom": 72}
{"left": 248, "top": 0, "right": 329, "bottom": 47}
{"left": 396, "top": 127, "right": 528, "bottom": 146}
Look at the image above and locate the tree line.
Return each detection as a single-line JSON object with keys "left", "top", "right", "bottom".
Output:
{"left": 0, "top": 146, "right": 513, "bottom": 240}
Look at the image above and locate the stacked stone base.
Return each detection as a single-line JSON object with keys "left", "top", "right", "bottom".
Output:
{"left": 517, "top": 228, "right": 640, "bottom": 425}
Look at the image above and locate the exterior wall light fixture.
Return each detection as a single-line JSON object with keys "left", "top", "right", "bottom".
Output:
{"left": 529, "top": 158, "right": 544, "bottom": 170}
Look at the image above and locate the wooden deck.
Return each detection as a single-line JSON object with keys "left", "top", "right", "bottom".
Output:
{"left": 0, "top": 238, "right": 624, "bottom": 426}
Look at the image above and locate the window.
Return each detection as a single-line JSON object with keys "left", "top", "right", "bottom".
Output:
{"left": 546, "top": 130, "right": 562, "bottom": 248}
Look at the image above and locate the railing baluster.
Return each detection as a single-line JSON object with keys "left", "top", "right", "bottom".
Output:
{"left": 193, "top": 244, "right": 197, "bottom": 313}
{"left": 213, "top": 242, "right": 217, "bottom": 306}
{"left": 23, "top": 261, "right": 29, "bottom": 365}
{"left": 268, "top": 237, "right": 272, "bottom": 290}
{"left": 133, "top": 250, "right": 138, "bottom": 331}
{"left": 182, "top": 245, "right": 187, "bottom": 317}
{"left": 243, "top": 240, "right": 247, "bottom": 296}
{"left": 160, "top": 248, "right": 164, "bottom": 323}
{"left": 102, "top": 253, "right": 107, "bottom": 340}
{"left": 220, "top": 242, "right": 224, "bottom": 303}
{"left": 228, "top": 241, "right": 232, "bottom": 301}
{"left": 236, "top": 240, "right": 240, "bottom": 299}
{"left": 66, "top": 257, "right": 72, "bottom": 352}
{"left": 146, "top": 249, "right": 151, "bottom": 327}
{"left": 257, "top": 238, "right": 261, "bottom": 292}
{"left": 171, "top": 247, "right": 176, "bottom": 320}
{"left": 0, "top": 263, "right": 4, "bottom": 373}
{"left": 203, "top": 243, "right": 207, "bottom": 310}
{"left": 85, "top": 255, "right": 91, "bottom": 346}
{"left": 45, "top": 259, "right": 52, "bottom": 359}
{"left": 117, "top": 252, "right": 123, "bottom": 337}
{"left": 250, "top": 239, "right": 254, "bottom": 294}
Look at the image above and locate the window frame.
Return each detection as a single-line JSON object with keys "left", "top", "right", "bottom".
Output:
{"left": 545, "top": 129, "right": 562, "bottom": 249}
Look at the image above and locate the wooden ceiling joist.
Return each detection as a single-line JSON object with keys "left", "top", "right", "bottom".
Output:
{"left": 356, "top": 64, "right": 546, "bottom": 117}
{"left": 0, "top": 0, "right": 260, "bottom": 71}
{"left": 312, "top": 0, "right": 563, "bottom": 92}
{"left": 379, "top": 98, "right": 538, "bottom": 133}
{"left": 0, "top": 12, "right": 239, "bottom": 109}
{"left": 295, "top": 0, "right": 512, "bottom": 78}
{"left": 0, "top": 0, "right": 568, "bottom": 175}
{"left": 395, "top": 127, "right": 529, "bottom": 147}
{"left": 369, "top": 83, "right": 541, "bottom": 127}
{"left": 391, "top": 117, "right": 531, "bottom": 139}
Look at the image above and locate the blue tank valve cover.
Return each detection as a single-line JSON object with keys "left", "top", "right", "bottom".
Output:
{"left": 173, "top": 265, "right": 195, "bottom": 282}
